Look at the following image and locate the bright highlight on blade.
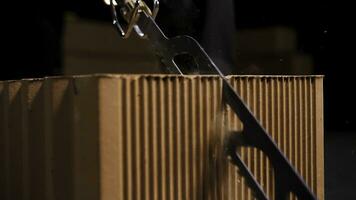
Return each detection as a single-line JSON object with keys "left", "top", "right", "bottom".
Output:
{"left": 103, "top": 0, "right": 117, "bottom": 6}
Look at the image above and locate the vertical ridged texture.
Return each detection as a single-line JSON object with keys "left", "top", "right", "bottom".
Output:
{"left": 0, "top": 75, "right": 324, "bottom": 200}
{"left": 27, "top": 80, "right": 51, "bottom": 200}
{"left": 226, "top": 76, "right": 324, "bottom": 200}
{"left": 0, "top": 82, "right": 9, "bottom": 200}
{"left": 7, "top": 81, "right": 29, "bottom": 200}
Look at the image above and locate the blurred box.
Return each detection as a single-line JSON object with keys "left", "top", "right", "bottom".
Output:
{"left": 235, "top": 53, "right": 313, "bottom": 75}
{"left": 236, "top": 27, "right": 297, "bottom": 55}
{"left": 234, "top": 27, "right": 314, "bottom": 75}
{"left": 64, "top": 20, "right": 313, "bottom": 76}
{"left": 63, "top": 18, "right": 160, "bottom": 74}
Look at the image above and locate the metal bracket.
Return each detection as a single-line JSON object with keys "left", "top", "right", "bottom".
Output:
{"left": 110, "top": 0, "right": 159, "bottom": 38}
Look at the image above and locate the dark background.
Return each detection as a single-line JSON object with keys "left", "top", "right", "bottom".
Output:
{"left": 4, "top": 0, "right": 355, "bottom": 199}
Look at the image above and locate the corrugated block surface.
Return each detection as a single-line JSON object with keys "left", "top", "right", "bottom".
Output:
{"left": 0, "top": 75, "right": 324, "bottom": 200}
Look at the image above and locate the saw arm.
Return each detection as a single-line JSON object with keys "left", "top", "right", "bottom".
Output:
{"left": 105, "top": 1, "right": 318, "bottom": 199}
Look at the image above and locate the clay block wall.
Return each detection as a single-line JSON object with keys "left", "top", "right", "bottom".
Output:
{"left": 0, "top": 75, "right": 324, "bottom": 200}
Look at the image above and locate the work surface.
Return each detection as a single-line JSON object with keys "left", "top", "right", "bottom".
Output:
{"left": 0, "top": 74, "right": 324, "bottom": 200}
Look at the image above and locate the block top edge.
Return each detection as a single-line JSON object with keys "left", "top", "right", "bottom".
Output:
{"left": 0, "top": 73, "right": 324, "bottom": 83}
